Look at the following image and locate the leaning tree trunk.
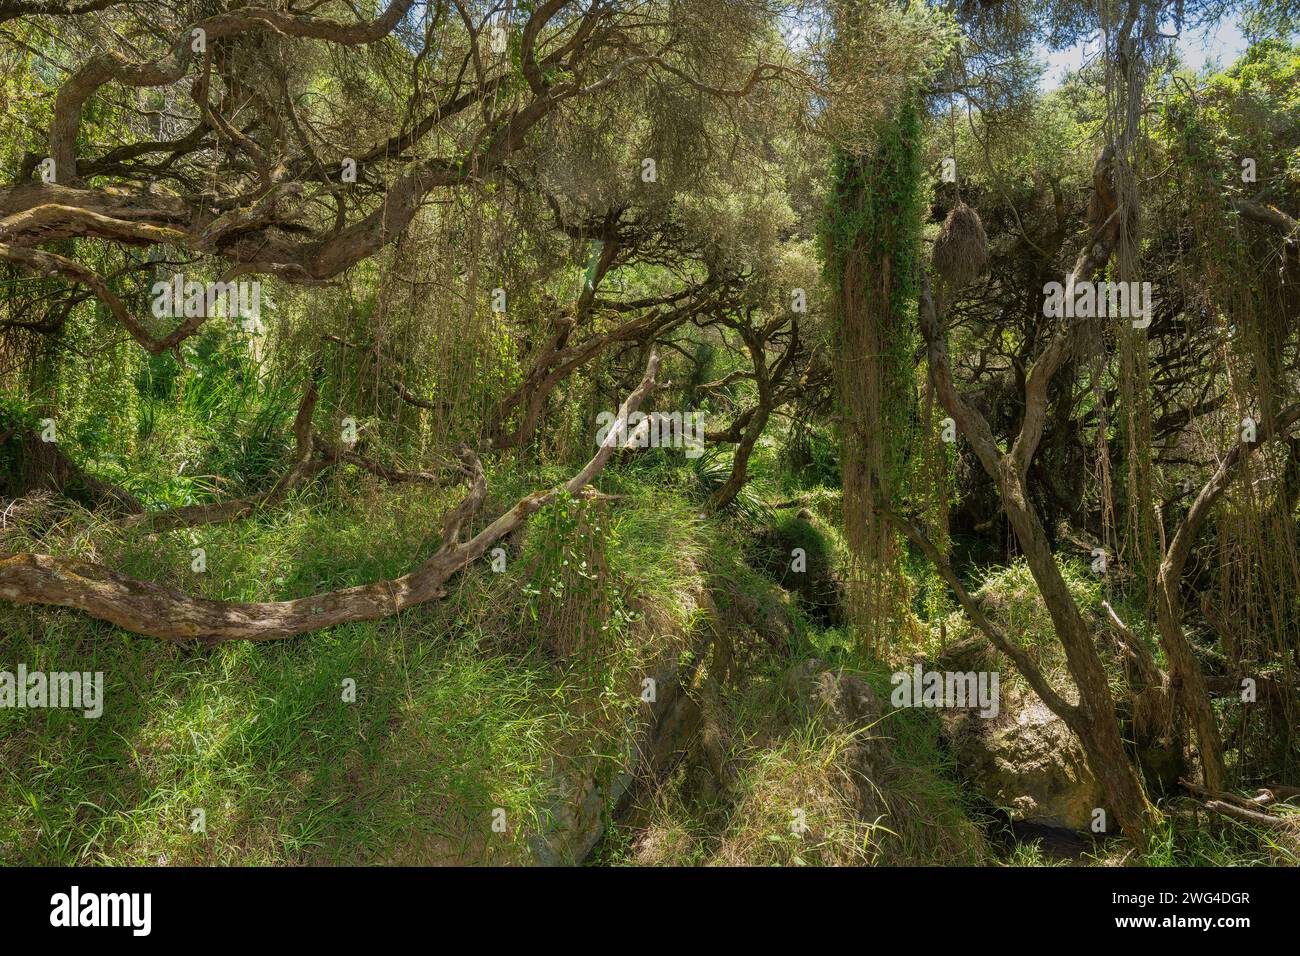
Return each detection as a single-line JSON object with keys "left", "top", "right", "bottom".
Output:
{"left": 916, "top": 247, "right": 1159, "bottom": 846}
{"left": 994, "top": 457, "right": 1156, "bottom": 840}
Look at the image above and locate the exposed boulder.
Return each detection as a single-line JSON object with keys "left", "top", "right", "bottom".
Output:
{"left": 941, "top": 684, "right": 1104, "bottom": 833}
{"left": 528, "top": 758, "right": 628, "bottom": 866}
{"left": 785, "top": 659, "right": 891, "bottom": 821}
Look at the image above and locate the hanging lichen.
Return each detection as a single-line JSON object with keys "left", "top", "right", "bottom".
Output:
{"left": 822, "top": 95, "right": 925, "bottom": 653}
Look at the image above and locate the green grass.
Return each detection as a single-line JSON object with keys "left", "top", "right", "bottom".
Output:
{"left": 0, "top": 471, "right": 711, "bottom": 865}
{"left": 598, "top": 644, "right": 993, "bottom": 867}
{"left": 3, "top": 457, "right": 1281, "bottom": 867}
{"left": 1127, "top": 816, "right": 1299, "bottom": 867}
{"left": 1, "top": 566, "right": 570, "bottom": 864}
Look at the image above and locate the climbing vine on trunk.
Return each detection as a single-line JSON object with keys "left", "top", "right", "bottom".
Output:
{"left": 823, "top": 96, "right": 924, "bottom": 653}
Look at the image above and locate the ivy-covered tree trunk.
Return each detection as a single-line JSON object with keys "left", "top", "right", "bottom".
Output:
{"left": 825, "top": 97, "right": 923, "bottom": 653}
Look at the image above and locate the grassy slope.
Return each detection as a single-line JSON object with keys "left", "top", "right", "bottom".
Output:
{"left": 2, "top": 465, "right": 1288, "bottom": 865}
{"left": 0, "top": 470, "right": 709, "bottom": 864}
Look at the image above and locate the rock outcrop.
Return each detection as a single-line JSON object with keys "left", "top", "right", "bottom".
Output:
{"left": 941, "top": 683, "right": 1104, "bottom": 833}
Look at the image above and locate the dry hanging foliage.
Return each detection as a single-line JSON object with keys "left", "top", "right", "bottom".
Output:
{"left": 931, "top": 202, "right": 989, "bottom": 292}
{"left": 0, "top": 352, "right": 662, "bottom": 643}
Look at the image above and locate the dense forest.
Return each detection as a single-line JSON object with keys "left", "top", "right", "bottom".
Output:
{"left": 0, "top": 0, "right": 1297, "bottom": 869}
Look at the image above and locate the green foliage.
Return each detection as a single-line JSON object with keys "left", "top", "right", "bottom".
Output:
{"left": 688, "top": 448, "right": 775, "bottom": 524}
{"left": 520, "top": 492, "right": 636, "bottom": 661}
{"left": 822, "top": 93, "right": 927, "bottom": 498}
{"left": 3, "top": 6, "right": 1297, "bottom": 869}
{"left": 1161, "top": 39, "right": 1300, "bottom": 194}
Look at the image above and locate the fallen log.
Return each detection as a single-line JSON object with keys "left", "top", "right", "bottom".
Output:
{"left": 0, "top": 350, "right": 661, "bottom": 643}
